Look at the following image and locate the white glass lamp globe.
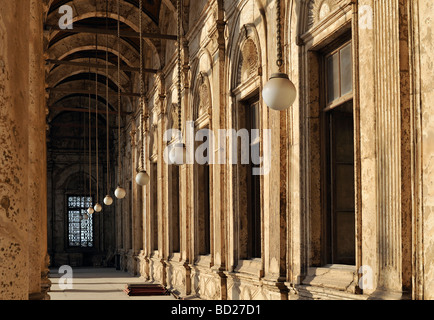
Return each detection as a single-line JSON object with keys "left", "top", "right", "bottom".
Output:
{"left": 104, "top": 195, "right": 114, "bottom": 206}
{"left": 168, "top": 143, "right": 186, "bottom": 165}
{"left": 115, "top": 186, "right": 126, "bottom": 199}
{"left": 87, "top": 207, "right": 95, "bottom": 215}
{"left": 262, "top": 73, "right": 297, "bottom": 111}
{"left": 94, "top": 203, "right": 103, "bottom": 213}
{"left": 135, "top": 170, "right": 150, "bottom": 186}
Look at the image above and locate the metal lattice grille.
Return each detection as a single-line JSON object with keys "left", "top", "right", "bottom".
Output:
{"left": 67, "top": 196, "right": 94, "bottom": 248}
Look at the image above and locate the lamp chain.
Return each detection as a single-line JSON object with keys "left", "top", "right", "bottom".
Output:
{"left": 106, "top": 0, "right": 110, "bottom": 195}
{"left": 141, "top": 103, "right": 145, "bottom": 170}
{"left": 117, "top": 0, "right": 122, "bottom": 185}
{"left": 88, "top": 58, "right": 92, "bottom": 207}
{"left": 95, "top": 33, "right": 99, "bottom": 204}
{"left": 276, "top": 0, "right": 283, "bottom": 72}
{"left": 139, "top": 0, "right": 145, "bottom": 171}
{"left": 177, "top": 0, "right": 182, "bottom": 136}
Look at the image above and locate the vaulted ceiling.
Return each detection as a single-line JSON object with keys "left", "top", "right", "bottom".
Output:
{"left": 48, "top": 0, "right": 163, "bottom": 25}
{"left": 44, "top": 0, "right": 178, "bottom": 129}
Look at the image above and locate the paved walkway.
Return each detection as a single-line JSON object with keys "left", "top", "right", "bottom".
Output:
{"left": 48, "top": 268, "right": 177, "bottom": 300}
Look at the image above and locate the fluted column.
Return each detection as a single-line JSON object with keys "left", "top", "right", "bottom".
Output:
{"left": 373, "top": 0, "right": 403, "bottom": 292}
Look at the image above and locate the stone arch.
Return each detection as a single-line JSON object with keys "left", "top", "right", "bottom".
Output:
{"left": 46, "top": 59, "right": 130, "bottom": 88}
{"left": 47, "top": 95, "right": 114, "bottom": 123}
{"left": 227, "top": 22, "right": 263, "bottom": 92}
{"left": 47, "top": 68, "right": 128, "bottom": 92}
{"left": 64, "top": 171, "right": 96, "bottom": 192}
{"left": 47, "top": 34, "right": 140, "bottom": 65}
{"left": 54, "top": 163, "right": 96, "bottom": 191}
{"left": 226, "top": 13, "right": 265, "bottom": 270}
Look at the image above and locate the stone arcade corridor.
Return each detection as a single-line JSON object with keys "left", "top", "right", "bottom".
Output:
{"left": 1, "top": 0, "right": 434, "bottom": 301}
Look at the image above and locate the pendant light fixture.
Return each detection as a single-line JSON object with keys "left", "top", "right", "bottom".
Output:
{"left": 104, "top": 0, "right": 114, "bottom": 206}
{"left": 115, "top": 0, "right": 126, "bottom": 199}
{"left": 262, "top": 0, "right": 296, "bottom": 111}
{"left": 168, "top": 0, "right": 186, "bottom": 165}
{"left": 87, "top": 58, "right": 95, "bottom": 216}
{"left": 135, "top": 0, "right": 150, "bottom": 186}
{"left": 94, "top": 32, "right": 103, "bottom": 213}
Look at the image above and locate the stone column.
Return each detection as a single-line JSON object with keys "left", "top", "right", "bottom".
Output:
{"left": 141, "top": 108, "right": 151, "bottom": 279}
{"left": 208, "top": 16, "right": 228, "bottom": 299}
{"left": 156, "top": 74, "right": 168, "bottom": 286}
{"left": 180, "top": 39, "right": 192, "bottom": 296}
{"left": 261, "top": 1, "right": 288, "bottom": 300}
{"left": 130, "top": 126, "right": 139, "bottom": 275}
{"left": 0, "top": 0, "right": 34, "bottom": 300}
{"left": 286, "top": 0, "right": 303, "bottom": 289}
{"left": 373, "top": 0, "right": 404, "bottom": 293}
{"left": 28, "top": 0, "right": 49, "bottom": 300}
{"left": 120, "top": 133, "right": 130, "bottom": 271}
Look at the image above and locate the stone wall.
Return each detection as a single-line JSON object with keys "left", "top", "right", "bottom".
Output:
{"left": 131, "top": 0, "right": 434, "bottom": 300}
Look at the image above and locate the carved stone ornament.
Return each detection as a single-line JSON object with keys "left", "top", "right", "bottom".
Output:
{"left": 307, "top": 0, "right": 337, "bottom": 29}
{"left": 237, "top": 38, "right": 259, "bottom": 86}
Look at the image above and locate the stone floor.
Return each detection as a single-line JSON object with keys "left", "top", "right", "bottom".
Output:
{"left": 48, "top": 268, "right": 177, "bottom": 300}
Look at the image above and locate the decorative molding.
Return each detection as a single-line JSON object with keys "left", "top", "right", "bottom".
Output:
{"left": 237, "top": 38, "right": 259, "bottom": 87}
{"left": 307, "top": 0, "right": 344, "bottom": 29}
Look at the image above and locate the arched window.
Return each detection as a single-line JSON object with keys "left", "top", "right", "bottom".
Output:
{"left": 232, "top": 35, "right": 262, "bottom": 260}
{"left": 67, "top": 196, "right": 93, "bottom": 248}
{"left": 300, "top": 0, "right": 356, "bottom": 266}
{"left": 194, "top": 72, "right": 212, "bottom": 257}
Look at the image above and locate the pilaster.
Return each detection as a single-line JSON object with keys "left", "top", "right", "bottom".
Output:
{"left": 373, "top": 0, "right": 403, "bottom": 293}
